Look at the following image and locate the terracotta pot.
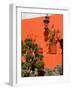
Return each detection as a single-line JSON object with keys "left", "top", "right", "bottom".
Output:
{"left": 48, "top": 43, "right": 57, "bottom": 54}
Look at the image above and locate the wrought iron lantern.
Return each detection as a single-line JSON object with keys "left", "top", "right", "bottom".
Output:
{"left": 43, "top": 14, "right": 49, "bottom": 31}
{"left": 43, "top": 14, "right": 50, "bottom": 42}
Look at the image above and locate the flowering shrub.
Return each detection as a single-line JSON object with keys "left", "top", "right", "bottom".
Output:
{"left": 21, "top": 38, "right": 44, "bottom": 77}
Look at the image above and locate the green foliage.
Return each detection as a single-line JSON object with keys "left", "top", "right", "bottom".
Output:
{"left": 45, "top": 64, "right": 63, "bottom": 76}
{"left": 55, "top": 64, "right": 63, "bottom": 75}
{"left": 25, "top": 53, "right": 33, "bottom": 61}
{"left": 32, "top": 43, "right": 39, "bottom": 52}
{"left": 22, "top": 62, "right": 31, "bottom": 70}
{"left": 25, "top": 38, "right": 33, "bottom": 48}
{"left": 21, "top": 38, "right": 44, "bottom": 77}
{"left": 35, "top": 54, "right": 43, "bottom": 60}
{"left": 46, "top": 68, "right": 54, "bottom": 75}
{"left": 21, "top": 38, "right": 63, "bottom": 77}
{"left": 35, "top": 61, "right": 44, "bottom": 69}
{"left": 21, "top": 70, "right": 30, "bottom": 77}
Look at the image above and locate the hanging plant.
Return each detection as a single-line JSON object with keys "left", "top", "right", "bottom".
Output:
{"left": 47, "top": 30, "right": 57, "bottom": 54}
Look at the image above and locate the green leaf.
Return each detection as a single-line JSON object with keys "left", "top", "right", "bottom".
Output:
{"left": 22, "top": 62, "right": 31, "bottom": 70}
{"left": 35, "top": 54, "right": 43, "bottom": 60}
{"left": 25, "top": 53, "right": 33, "bottom": 61}
{"left": 35, "top": 61, "right": 44, "bottom": 69}
{"left": 25, "top": 38, "right": 33, "bottom": 48}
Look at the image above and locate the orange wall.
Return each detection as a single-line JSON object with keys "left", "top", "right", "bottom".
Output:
{"left": 21, "top": 14, "right": 63, "bottom": 69}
